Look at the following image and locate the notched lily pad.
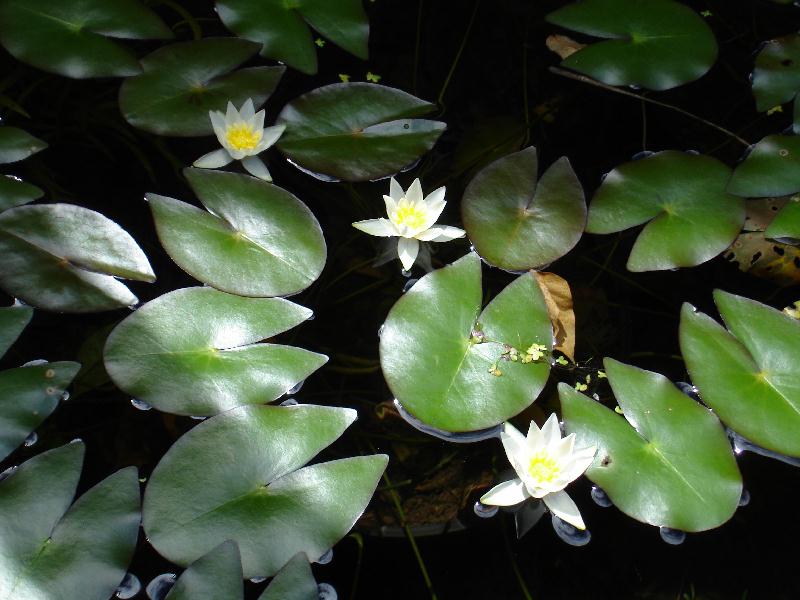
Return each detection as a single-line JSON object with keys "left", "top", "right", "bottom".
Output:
{"left": 120, "top": 38, "right": 285, "bottom": 137}
{"left": 379, "top": 252, "right": 553, "bottom": 432}
{"left": 0, "top": 203, "right": 155, "bottom": 312}
{"left": 0, "top": 0, "right": 172, "bottom": 79}
{"left": 148, "top": 169, "right": 326, "bottom": 297}
{"left": 559, "top": 359, "right": 741, "bottom": 531}
{"left": 586, "top": 151, "right": 745, "bottom": 272}
{"left": 546, "top": 0, "right": 717, "bottom": 90}
{"left": 277, "top": 83, "right": 446, "bottom": 181}
{"left": 752, "top": 34, "right": 800, "bottom": 132}
{"left": 728, "top": 135, "right": 800, "bottom": 198}
{"left": 104, "top": 287, "right": 327, "bottom": 416}
{"left": 680, "top": 290, "right": 800, "bottom": 457}
{"left": 461, "top": 146, "right": 586, "bottom": 271}
{"left": 216, "top": 0, "right": 368, "bottom": 75}
{"left": 143, "top": 404, "right": 388, "bottom": 578}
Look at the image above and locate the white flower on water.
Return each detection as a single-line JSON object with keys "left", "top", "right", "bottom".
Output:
{"left": 193, "top": 98, "right": 284, "bottom": 182}
{"left": 480, "top": 414, "right": 597, "bottom": 530}
{"left": 352, "top": 177, "right": 465, "bottom": 271}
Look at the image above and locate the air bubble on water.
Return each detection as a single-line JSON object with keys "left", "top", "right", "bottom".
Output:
{"left": 22, "top": 359, "right": 48, "bottom": 367}
{"left": 628, "top": 84, "right": 642, "bottom": 91}
{"left": 287, "top": 379, "right": 305, "bottom": 395}
{"left": 127, "top": 301, "right": 140, "bottom": 311}
{"left": 0, "top": 466, "right": 18, "bottom": 483}
{"left": 590, "top": 485, "right": 613, "bottom": 508}
{"left": 676, "top": 382, "right": 701, "bottom": 402}
{"left": 378, "top": 324, "right": 385, "bottom": 337}
{"left": 23, "top": 431, "right": 38, "bottom": 447}
{"left": 739, "top": 144, "right": 755, "bottom": 163}
{"left": 60, "top": 391, "right": 70, "bottom": 402}
{"left": 469, "top": 244, "right": 476, "bottom": 252}
{"left": 249, "top": 576, "right": 267, "bottom": 584}
{"left": 69, "top": 437, "right": 82, "bottom": 444}
{"left": 146, "top": 573, "right": 176, "bottom": 600}
{"left": 739, "top": 488, "right": 751, "bottom": 507}
{"left": 685, "top": 149, "right": 700, "bottom": 156}
{"left": 659, "top": 526, "right": 686, "bottom": 545}
{"left": 131, "top": 399, "right": 152, "bottom": 411}
{"left": 402, "top": 278, "right": 418, "bottom": 292}
{"left": 315, "top": 548, "right": 333, "bottom": 564}
{"left": 551, "top": 514, "right": 591, "bottom": 546}
{"left": 727, "top": 428, "right": 800, "bottom": 466}
{"left": 318, "top": 583, "right": 338, "bottom": 600}
{"left": 306, "top": 312, "right": 316, "bottom": 321}
{"left": 394, "top": 399, "right": 502, "bottom": 443}
{"left": 280, "top": 398, "right": 299, "bottom": 406}
{"left": 631, "top": 150, "right": 654, "bottom": 161}
{"left": 599, "top": 172, "right": 609, "bottom": 183}
{"left": 115, "top": 573, "right": 141, "bottom": 599}
{"left": 285, "top": 158, "right": 341, "bottom": 182}
{"left": 473, "top": 501, "right": 499, "bottom": 518}
{"left": 190, "top": 415, "right": 206, "bottom": 421}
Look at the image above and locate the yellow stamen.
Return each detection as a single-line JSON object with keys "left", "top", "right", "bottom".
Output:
{"left": 225, "top": 123, "right": 261, "bottom": 152}
{"left": 528, "top": 451, "right": 560, "bottom": 483}
{"left": 391, "top": 199, "right": 427, "bottom": 230}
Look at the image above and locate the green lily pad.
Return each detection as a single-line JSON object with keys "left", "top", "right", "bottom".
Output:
{"left": 142, "top": 404, "right": 388, "bottom": 579}
{"left": 728, "top": 135, "right": 800, "bottom": 198}
{"left": 165, "top": 541, "right": 243, "bottom": 600}
{"left": 0, "top": 304, "right": 32, "bottom": 358}
{"left": 277, "top": 83, "right": 446, "bottom": 182}
{"left": 559, "top": 359, "right": 742, "bottom": 532}
{"left": 258, "top": 553, "right": 317, "bottom": 600}
{"left": 546, "top": 0, "right": 717, "bottom": 91}
{"left": 0, "top": 175, "right": 43, "bottom": 212}
{"left": 148, "top": 169, "right": 326, "bottom": 297}
{"left": 119, "top": 38, "right": 285, "bottom": 137}
{"left": 0, "top": 442, "right": 140, "bottom": 600}
{"left": 680, "top": 290, "right": 800, "bottom": 457}
{"left": 0, "top": 127, "right": 47, "bottom": 164}
{"left": 0, "top": 361, "right": 80, "bottom": 461}
{"left": 586, "top": 151, "right": 745, "bottom": 271}
{"left": 752, "top": 34, "right": 800, "bottom": 131}
{"left": 461, "top": 147, "right": 586, "bottom": 271}
{"left": 379, "top": 252, "right": 552, "bottom": 432}
{"left": 0, "top": 203, "right": 155, "bottom": 312}
{"left": 0, "top": 0, "right": 172, "bottom": 79}
{"left": 104, "top": 287, "right": 326, "bottom": 416}
{"left": 216, "top": 0, "right": 368, "bottom": 75}
{"left": 765, "top": 195, "right": 800, "bottom": 242}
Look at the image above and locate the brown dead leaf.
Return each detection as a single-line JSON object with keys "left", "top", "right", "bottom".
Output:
{"left": 534, "top": 271, "right": 576, "bottom": 361}
{"left": 743, "top": 197, "right": 789, "bottom": 232}
{"left": 724, "top": 232, "right": 800, "bottom": 286}
{"left": 546, "top": 34, "right": 586, "bottom": 60}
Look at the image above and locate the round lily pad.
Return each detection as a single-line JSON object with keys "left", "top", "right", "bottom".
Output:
{"left": 216, "top": 0, "right": 368, "bottom": 76}
{"left": 277, "top": 83, "right": 446, "bottom": 181}
{"left": 104, "top": 287, "right": 326, "bottom": 416}
{"left": 461, "top": 146, "right": 586, "bottom": 271}
{"left": 559, "top": 359, "right": 742, "bottom": 532}
{"left": 680, "top": 290, "right": 800, "bottom": 457}
{"left": 546, "top": 0, "right": 717, "bottom": 90}
{"left": 165, "top": 541, "right": 243, "bottom": 600}
{"left": 728, "top": 135, "right": 800, "bottom": 198}
{"left": 586, "top": 151, "right": 745, "bottom": 272}
{"left": 148, "top": 169, "right": 326, "bottom": 298}
{"left": 379, "top": 252, "right": 552, "bottom": 432}
{"left": 143, "top": 404, "right": 388, "bottom": 579}
{"left": 119, "top": 38, "right": 285, "bottom": 137}
{"left": 0, "top": 175, "right": 43, "bottom": 212}
{"left": 0, "top": 442, "right": 140, "bottom": 600}
{"left": 0, "top": 203, "right": 155, "bottom": 312}
{"left": 0, "top": 0, "right": 172, "bottom": 79}
{"left": 0, "top": 127, "right": 47, "bottom": 164}
{"left": 752, "top": 34, "right": 800, "bottom": 131}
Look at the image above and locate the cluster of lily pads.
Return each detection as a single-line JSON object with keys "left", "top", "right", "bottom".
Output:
{"left": 1, "top": 0, "right": 800, "bottom": 598}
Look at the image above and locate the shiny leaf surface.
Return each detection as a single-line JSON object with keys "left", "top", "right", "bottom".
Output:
{"left": 0, "top": 127, "right": 46, "bottom": 165}
{"left": 165, "top": 541, "right": 243, "bottom": 600}
{"left": 0, "top": 175, "right": 43, "bottom": 212}
{"left": 728, "top": 135, "right": 800, "bottom": 198}
{"left": 258, "top": 553, "right": 317, "bottom": 600}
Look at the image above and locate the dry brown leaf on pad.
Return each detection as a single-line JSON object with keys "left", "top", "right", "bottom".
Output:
{"left": 534, "top": 271, "right": 576, "bottom": 361}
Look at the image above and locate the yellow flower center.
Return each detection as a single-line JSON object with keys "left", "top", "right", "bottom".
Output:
{"left": 391, "top": 200, "right": 427, "bottom": 231}
{"left": 225, "top": 123, "right": 261, "bottom": 152}
{"left": 527, "top": 451, "right": 560, "bottom": 484}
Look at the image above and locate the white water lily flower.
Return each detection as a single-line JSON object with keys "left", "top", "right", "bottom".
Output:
{"left": 193, "top": 98, "right": 285, "bottom": 182}
{"left": 480, "top": 414, "right": 597, "bottom": 530}
{"left": 352, "top": 177, "right": 466, "bottom": 271}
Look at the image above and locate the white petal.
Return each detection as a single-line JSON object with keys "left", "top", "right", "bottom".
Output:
{"left": 561, "top": 446, "right": 597, "bottom": 482}
{"left": 480, "top": 479, "right": 529, "bottom": 507}
{"left": 421, "top": 186, "right": 446, "bottom": 229}
{"left": 389, "top": 177, "right": 404, "bottom": 201}
{"left": 406, "top": 178, "right": 423, "bottom": 204}
{"left": 253, "top": 108, "right": 265, "bottom": 133}
{"left": 397, "top": 237, "right": 419, "bottom": 271}
{"left": 193, "top": 148, "right": 234, "bottom": 169}
{"left": 383, "top": 194, "right": 398, "bottom": 217}
{"left": 526, "top": 419, "right": 544, "bottom": 450}
{"left": 225, "top": 101, "right": 238, "bottom": 125}
{"left": 541, "top": 413, "right": 563, "bottom": 449}
{"left": 543, "top": 489, "right": 586, "bottom": 530}
{"left": 501, "top": 421, "right": 528, "bottom": 472}
{"left": 352, "top": 218, "right": 397, "bottom": 237}
{"left": 240, "top": 98, "right": 255, "bottom": 122}
{"left": 428, "top": 225, "right": 466, "bottom": 242}
{"left": 209, "top": 111, "right": 227, "bottom": 143}
{"left": 241, "top": 155, "right": 272, "bottom": 181}
{"left": 255, "top": 123, "right": 286, "bottom": 153}
{"left": 552, "top": 433, "right": 576, "bottom": 462}
{"left": 423, "top": 185, "right": 446, "bottom": 208}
